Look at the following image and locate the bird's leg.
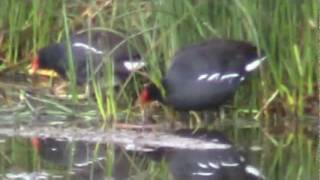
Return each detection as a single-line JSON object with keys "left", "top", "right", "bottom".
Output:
{"left": 114, "top": 101, "right": 159, "bottom": 131}
{"left": 52, "top": 81, "right": 69, "bottom": 97}
{"left": 203, "top": 111, "right": 211, "bottom": 123}
{"left": 189, "top": 111, "right": 204, "bottom": 129}
{"left": 69, "top": 83, "right": 90, "bottom": 99}
{"left": 218, "top": 107, "right": 226, "bottom": 125}
{"left": 115, "top": 107, "right": 160, "bottom": 131}
{"left": 203, "top": 107, "right": 225, "bottom": 128}
{"left": 178, "top": 111, "right": 190, "bottom": 122}
{"left": 77, "top": 83, "right": 91, "bottom": 99}
{"left": 141, "top": 107, "right": 149, "bottom": 125}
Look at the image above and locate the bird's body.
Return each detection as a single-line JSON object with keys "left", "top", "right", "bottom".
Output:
{"left": 32, "top": 30, "right": 144, "bottom": 85}
{"left": 141, "top": 38, "right": 266, "bottom": 111}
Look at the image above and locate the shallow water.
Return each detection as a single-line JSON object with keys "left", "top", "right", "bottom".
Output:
{"left": 0, "top": 117, "right": 318, "bottom": 180}
{"left": 0, "top": 76, "right": 318, "bottom": 180}
{"left": 0, "top": 128, "right": 266, "bottom": 180}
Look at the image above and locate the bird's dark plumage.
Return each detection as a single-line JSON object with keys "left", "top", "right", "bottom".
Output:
{"left": 34, "top": 30, "right": 144, "bottom": 85}
{"left": 141, "top": 38, "right": 266, "bottom": 111}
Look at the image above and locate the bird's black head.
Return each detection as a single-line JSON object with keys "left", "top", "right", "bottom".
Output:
{"left": 139, "top": 83, "right": 163, "bottom": 105}
{"left": 31, "top": 43, "right": 66, "bottom": 77}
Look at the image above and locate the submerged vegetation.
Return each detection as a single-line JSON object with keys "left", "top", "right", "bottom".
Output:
{"left": 0, "top": 0, "right": 318, "bottom": 180}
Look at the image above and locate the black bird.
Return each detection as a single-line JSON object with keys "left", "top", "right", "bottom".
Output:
{"left": 140, "top": 38, "right": 266, "bottom": 111}
{"left": 31, "top": 30, "right": 145, "bottom": 85}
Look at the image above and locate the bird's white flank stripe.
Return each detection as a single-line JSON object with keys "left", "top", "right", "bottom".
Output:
{"left": 207, "top": 73, "right": 220, "bottom": 81}
{"left": 220, "top": 73, "right": 239, "bottom": 80}
{"left": 198, "top": 74, "right": 209, "bottom": 81}
{"left": 197, "top": 162, "right": 209, "bottom": 169}
{"left": 221, "top": 162, "right": 240, "bottom": 167}
{"left": 208, "top": 162, "right": 220, "bottom": 169}
{"left": 73, "top": 42, "right": 104, "bottom": 54}
{"left": 192, "top": 172, "right": 214, "bottom": 176}
{"left": 245, "top": 165, "right": 265, "bottom": 179}
{"left": 245, "top": 56, "right": 267, "bottom": 72}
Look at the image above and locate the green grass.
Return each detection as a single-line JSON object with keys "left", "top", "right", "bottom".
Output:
{"left": 0, "top": 0, "right": 318, "bottom": 179}
{"left": 0, "top": 0, "right": 317, "bottom": 119}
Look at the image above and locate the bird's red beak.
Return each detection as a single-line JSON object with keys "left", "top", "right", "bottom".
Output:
{"left": 139, "top": 87, "right": 151, "bottom": 106}
{"left": 30, "top": 54, "right": 40, "bottom": 74}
